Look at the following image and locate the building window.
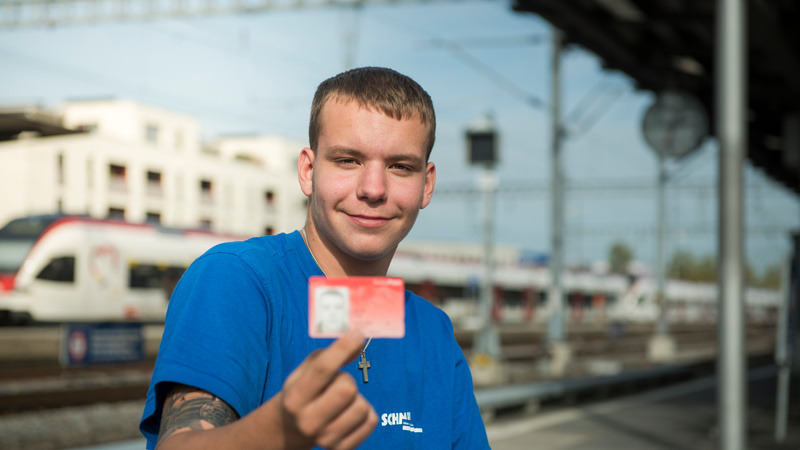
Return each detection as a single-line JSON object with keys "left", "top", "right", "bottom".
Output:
{"left": 145, "top": 123, "right": 159, "bottom": 143}
{"left": 200, "top": 179, "right": 213, "bottom": 204}
{"left": 265, "top": 190, "right": 275, "bottom": 206}
{"left": 110, "top": 164, "right": 126, "bottom": 178}
{"left": 57, "top": 153, "right": 64, "bottom": 184}
{"left": 265, "top": 226, "right": 274, "bottom": 236}
{"left": 146, "top": 170, "right": 162, "bottom": 196}
{"left": 147, "top": 171, "right": 161, "bottom": 184}
{"left": 199, "top": 218, "right": 212, "bottom": 230}
{"left": 109, "top": 164, "right": 126, "bottom": 191}
{"left": 108, "top": 207, "right": 125, "bottom": 220}
{"left": 146, "top": 212, "right": 161, "bottom": 225}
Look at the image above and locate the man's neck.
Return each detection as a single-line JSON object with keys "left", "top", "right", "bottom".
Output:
{"left": 301, "top": 226, "right": 393, "bottom": 277}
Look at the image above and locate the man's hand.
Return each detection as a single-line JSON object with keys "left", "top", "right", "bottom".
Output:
{"left": 276, "top": 331, "right": 378, "bottom": 449}
{"left": 156, "top": 331, "right": 377, "bottom": 450}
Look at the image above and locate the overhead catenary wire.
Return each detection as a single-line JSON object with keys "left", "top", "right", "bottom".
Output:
{"left": 420, "top": 37, "right": 549, "bottom": 110}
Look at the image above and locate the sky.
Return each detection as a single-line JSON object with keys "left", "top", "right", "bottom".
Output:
{"left": 0, "top": 1, "right": 798, "bottom": 273}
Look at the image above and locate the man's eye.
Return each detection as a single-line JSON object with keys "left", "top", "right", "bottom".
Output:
{"left": 391, "top": 164, "right": 413, "bottom": 172}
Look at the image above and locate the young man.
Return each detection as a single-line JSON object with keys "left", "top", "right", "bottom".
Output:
{"left": 139, "top": 67, "right": 489, "bottom": 449}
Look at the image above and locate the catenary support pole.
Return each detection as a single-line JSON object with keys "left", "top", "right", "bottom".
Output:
{"left": 656, "top": 153, "right": 669, "bottom": 336}
{"left": 774, "top": 249, "right": 793, "bottom": 441}
{"left": 547, "top": 27, "right": 565, "bottom": 345}
{"left": 716, "top": 0, "right": 747, "bottom": 449}
{"left": 477, "top": 168, "right": 500, "bottom": 359}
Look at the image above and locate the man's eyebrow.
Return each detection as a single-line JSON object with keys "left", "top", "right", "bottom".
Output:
{"left": 327, "top": 146, "right": 365, "bottom": 158}
{"left": 327, "top": 146, "right": 425, "bottom": 167}
{"left": 387, "top": 153, "right": 425, "bottom": 168}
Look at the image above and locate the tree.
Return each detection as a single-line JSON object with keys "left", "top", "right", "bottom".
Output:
{"left": 608, "top": 241, "right": 633, "bottom": 274}
{"left": 756, "top": 264, "right": 783, "bottom": 289}
{"left": 667, "top": 250, "right": 716, "bottom": 283}
{"left": 667, "top": 250, "right": 695, "bottom": 280}
{"left": 667, "top": 250, "right": 784, "bottom": 290}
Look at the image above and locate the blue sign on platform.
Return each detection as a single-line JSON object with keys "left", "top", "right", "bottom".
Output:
{"left": 60, "top": 322, "right": 144, "bottom": 366}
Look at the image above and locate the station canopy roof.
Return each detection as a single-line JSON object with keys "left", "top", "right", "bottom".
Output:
{"left": 512, "top": 0, "right": 800, "bottom": 195}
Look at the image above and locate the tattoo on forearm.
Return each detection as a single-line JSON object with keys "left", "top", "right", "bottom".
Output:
{"left": 156, "top": 384, "right": 239, "bottom": 447}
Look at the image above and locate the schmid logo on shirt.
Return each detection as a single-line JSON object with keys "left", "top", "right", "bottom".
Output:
{"left": 380, "top": 411, "right": 423, "bottom": 433}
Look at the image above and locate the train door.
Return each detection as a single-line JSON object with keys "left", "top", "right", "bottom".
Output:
{"left": 29, "top": 252, "right": 80, "bottom": 321}
{"left": 85, "top": 228, "right": 125, "bottom": 321}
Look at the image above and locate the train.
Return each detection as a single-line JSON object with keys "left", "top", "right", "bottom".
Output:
{"left": 0, "top": 214, "right": 783, "bottom": 326}
{"left": 0, "top": 214, "right": 234, "bottom": 324}
{"left": 390, "top": 250, "right": 782, "bottom": 327}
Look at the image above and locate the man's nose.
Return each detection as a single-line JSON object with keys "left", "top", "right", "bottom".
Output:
{"left": 357, "top": 164, "right": 388, "bottom": 202}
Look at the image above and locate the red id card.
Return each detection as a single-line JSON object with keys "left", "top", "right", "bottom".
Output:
{"left": 308, "top": 276, "right": 405, "bottom": 339}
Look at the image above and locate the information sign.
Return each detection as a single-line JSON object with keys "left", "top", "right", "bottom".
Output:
{"left": 60, "top": 322, "right": 144, "bottom": 366}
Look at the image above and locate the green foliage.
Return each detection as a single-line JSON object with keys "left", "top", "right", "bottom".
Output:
{"left": 608, "top": 241, "right": 633, "bottom": 274}
{"left": 757, "top": 264, "right": 783, "bottom": 289}
{"left": 667, "top": 250, "right": 702, "bottom": 281}
{"left": 667, "top": 249, "right": 783, "bottom": 289}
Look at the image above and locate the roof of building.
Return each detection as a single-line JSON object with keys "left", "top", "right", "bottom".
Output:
{"left": 0, "top": 108, "right": 83, "bottom": 141}
{"left": 512, "top": 0, "right": 800, "bottom": 195}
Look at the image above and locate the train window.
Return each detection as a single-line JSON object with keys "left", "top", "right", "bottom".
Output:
{"left": 129, "top": 264, "right": 185, "bottom": 297}
{"left": 37, "top": 256, "right": 75, "bottom": 283}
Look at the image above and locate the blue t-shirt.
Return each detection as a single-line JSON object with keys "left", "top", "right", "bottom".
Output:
{"left": 139, "top": 231, "right": 489, "bottom": 449}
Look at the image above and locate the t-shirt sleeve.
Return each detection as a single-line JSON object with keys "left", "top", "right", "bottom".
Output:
{"left": 451, "top": 339, "right": 491, "bottom": 449}
{"left": 140, "top": 249, "right": 269, "bottom": 445}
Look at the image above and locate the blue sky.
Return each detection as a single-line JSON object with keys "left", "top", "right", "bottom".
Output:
{"left": 1, "top": 1, "right": 797, "bottom": 272}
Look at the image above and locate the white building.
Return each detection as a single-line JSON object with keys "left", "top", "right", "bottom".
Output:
{"left": 0, "top": 99, "right": 307, "bottom": 237}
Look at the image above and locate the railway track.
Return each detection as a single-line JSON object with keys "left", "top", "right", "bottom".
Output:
{"left": 0, "top": 360, "right": 154, "bottom": 414}
{"left": 0, "top": 322, "right": 777, "bottom": 413}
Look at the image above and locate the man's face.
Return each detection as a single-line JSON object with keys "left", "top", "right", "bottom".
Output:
{"left": 317, "top": 289, "right": 348, "bottom": 328}
{"left": 299, "top": 99, "right": 435, "bottom": 265}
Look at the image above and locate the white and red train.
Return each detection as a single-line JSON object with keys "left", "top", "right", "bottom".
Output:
{"left": 0, "top": 215, "right": 234, "bottom": 324}
{"left": 0, "top": 215, "right": 782, "bottom": 325}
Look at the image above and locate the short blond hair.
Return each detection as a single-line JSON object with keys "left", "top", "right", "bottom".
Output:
{"left": 308, "top": 67, "right": 436, "bottom": 159}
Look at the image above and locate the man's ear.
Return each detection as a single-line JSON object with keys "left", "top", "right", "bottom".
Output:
{"left": 298, "top": 147, "right": 315, "bottom": 196}
{"left": 420, "top": 161, "right": 436, "bottom": 210}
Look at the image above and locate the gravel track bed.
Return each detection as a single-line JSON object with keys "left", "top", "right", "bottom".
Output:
{"left": 0, "top": 401, "right": 145, "bottom": 450}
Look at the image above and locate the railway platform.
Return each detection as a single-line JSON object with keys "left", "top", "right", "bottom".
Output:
{"left": 488, "top": 365, "right": 800, "bottom": 450}
{"left": 69, "top": 364, "right": 799, "bottom": 450}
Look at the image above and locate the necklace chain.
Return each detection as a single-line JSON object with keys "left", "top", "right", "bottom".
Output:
{"left": 300, "top": 228, "right": 373, "bottom": 358}
{"left": 300, "top": 228, "right": 327, "bottom": 277}
{"left": 362, "top": 336, "right": 373, "bottom": 353}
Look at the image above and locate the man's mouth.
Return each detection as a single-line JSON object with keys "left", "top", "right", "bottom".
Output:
{"left": 348, "top": 214, "right": 391, "bottom": 228}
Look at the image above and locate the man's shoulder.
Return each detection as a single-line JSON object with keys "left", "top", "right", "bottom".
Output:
{"left": 405, "top": 290, "right": 454, "bottom": 332}
{"left": 203, "top": 232, "right": 299, "bottom": 259}
{"left": 187, "top": 232, "right": 305, "bottom": 279}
